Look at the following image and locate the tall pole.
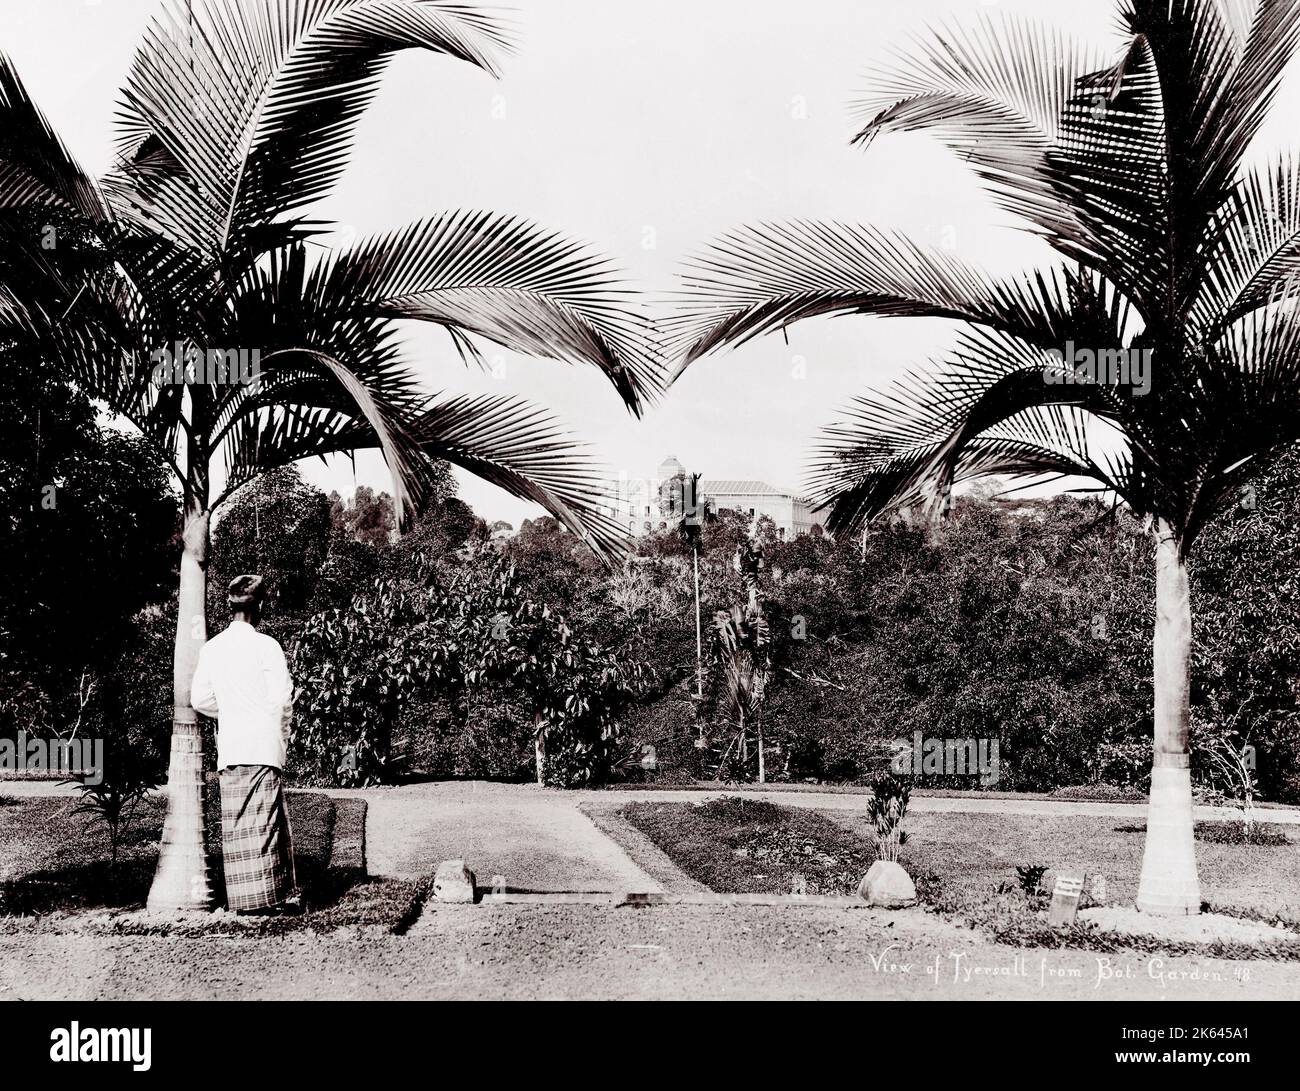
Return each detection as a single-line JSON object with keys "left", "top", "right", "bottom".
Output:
{"left": 693, "top": 544, "right": 703, "bottom": 698}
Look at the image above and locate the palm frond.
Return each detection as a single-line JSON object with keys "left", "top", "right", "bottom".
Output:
{"left": 209, "top": 240, "right": 437, "bottom": 510}
{"left": 1210, "top": 294, "right": 1300, "bottom": 421}
{"left": 217, "top": 402, "right": 380, "bottom": 502}
{"left": 1048, "top": 36, "right": 1173, "bottom": 325}
{"left": 221, "top": 386, "right": 631, "bottom": 562}
{"left": 923, "top": 328, "right": 1138, "bottom": 498}
{"left": 315, "top": 210, "right": 661, "bottom": 413}
{"left": 851, "top": 13, "right": 1101, "bottom": 250}
{"left": 407, "top": 392, "right": 631, "bottom": 563}
{"left": 667, "top": 0, "right": 1300, "bottom": 564}
{"left": 108, "top": 0, "right": 511, "bottom": 259}
{"left": 1197, "top": 155, "right": 1300, "bottom": 330}
{"left": 1145, "top": 0, "right": 1300, "bottom": 222}
{"left": 808, "top": 396, "right": 1116, "bottom": 536}
{"left": 1109, "top": 1, "right": 1300, "bottom": 325}
{"left": 0, "top": 54, "right": 106, "bottom": 219}
{"left": 665, "top": 221, "right": 1093, "bottom": 377}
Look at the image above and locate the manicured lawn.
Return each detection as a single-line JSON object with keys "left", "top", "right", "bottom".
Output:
{"left": 869, "top": 812, "right": 1300, "bottom": 926}
{"left": 888, "top": 811, "right": 1300, "bottom": 958}
{"left": 0, "top": 786, "right": 422, "bottom": 934}
{"left": 620, "top": 797, "right": 1300, "bottom": 957}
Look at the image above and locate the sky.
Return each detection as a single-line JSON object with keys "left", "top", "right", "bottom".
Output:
{"left": 6, "top": 0, "right": 1300, "bottom": 525}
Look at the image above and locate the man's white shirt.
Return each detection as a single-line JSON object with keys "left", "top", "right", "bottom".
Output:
{"left": 190, "top": 620, "right": 293, "bottom": 770}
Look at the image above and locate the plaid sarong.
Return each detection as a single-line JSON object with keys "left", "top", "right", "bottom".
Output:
{"left": 219, "top": 764, "right": 297, "bottom": 911}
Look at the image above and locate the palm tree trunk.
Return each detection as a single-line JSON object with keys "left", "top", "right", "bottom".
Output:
{"left": 146, "top": 504, "right": 217, "bottom": 912}
{"left": 1135, "top": 520, "right": 1201, "bottom": 916}
{"left": 757, "top": 719, "right": 765, "bottom": 784}
{"left": 534, "top": 713, "right": 545, "bottom": 785}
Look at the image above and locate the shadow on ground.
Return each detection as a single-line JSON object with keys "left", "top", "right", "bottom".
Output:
{"left": 0, "top": 782, "right": 405, "bottom": 931}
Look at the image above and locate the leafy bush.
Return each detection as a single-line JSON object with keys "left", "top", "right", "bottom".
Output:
{"left": 461, "top": 568, "right": 652, "bottom": 788}
{"left": 209, "top": 467, "right": 333, "bottom": 625}
{"left": 1193, "top": 822, "right": 1291, "bottom": 846}
{"left": 1015, "top": 865, "right": 1049, "bottom": 896}
{"left": 291, "top": 556, "right": 652, "bottom": 788}
{"left": 866, "top": 773, "right": 910, "bottom": 863}
{"left": 613, "top": 693, "right": 706, "bottom": 784}
{"left": 151, "top": 461, "right": 1300, "bottom": 802}
{"left": 291, "top": 576, "right": 447, "bottom": 786}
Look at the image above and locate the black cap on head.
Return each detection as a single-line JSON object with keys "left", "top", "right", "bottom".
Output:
{"left": 227, "top": 574, "right": 265, "bottom": 610}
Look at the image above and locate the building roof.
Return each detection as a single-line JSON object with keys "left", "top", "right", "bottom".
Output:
{"left": 701, "top": 479, "right": 801, "bottom": 500}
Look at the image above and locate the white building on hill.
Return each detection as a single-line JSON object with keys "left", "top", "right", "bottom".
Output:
{"left": 603, "top": 455, "right": 826, "bottom": 538}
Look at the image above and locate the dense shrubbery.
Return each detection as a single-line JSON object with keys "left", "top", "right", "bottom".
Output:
{"left": 8, "top": 410, "right": 1300, "bottom": 801}
{"left": 0, "top": 354, "right": 178, "bottom": 776}
{"left": 290, "top": 554, "right": 652, "bottom": 788}
{"left": 290, "top": 576, "right": 442, "bottom": 786}
{"left": 256, "top": 452, "right": 1300, "bottom": 801}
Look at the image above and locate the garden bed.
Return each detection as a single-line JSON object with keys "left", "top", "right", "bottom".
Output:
{"left": 619, "top": 797, "right": 873, "bottom": 896}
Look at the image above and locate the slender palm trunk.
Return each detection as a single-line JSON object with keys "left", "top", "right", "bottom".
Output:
{"left": 757, "top": 718, "right": 765, "bottom": 784}
{"left": 534, "top": 713, "right": 545, "bottom": 785}
{"left": 146, "top": 503, "right": 217, "bottom": 912}
{"left": 1135, "top": 521, "right": 1201, "bottom": 915}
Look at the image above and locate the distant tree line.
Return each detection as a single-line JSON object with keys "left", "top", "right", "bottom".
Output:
{"left": 4, "top": 394, "right": 1299, "bottom": 800}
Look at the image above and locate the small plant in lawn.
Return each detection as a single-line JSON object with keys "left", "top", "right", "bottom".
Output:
{"left": 1016, "top": 865, "right": 1049, "bottom": 897}
{"left": 1202, "top": 733, "right": 1259, "bottom": 839}
{"left": 867, "top": 773, "right": 910, "bottom": 863}
{"left": 65, "top": 753, "right": 162, "bottom": 870}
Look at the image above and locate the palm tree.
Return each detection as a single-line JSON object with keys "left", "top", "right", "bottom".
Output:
{"left": 0, "top": 0, "right": 656, "bottom": 911}
{"left": 668, "top": 0, "right": 1300, "bottom": 915}
{"left": 707, "top": 539, "right": 771, "bottom": 782}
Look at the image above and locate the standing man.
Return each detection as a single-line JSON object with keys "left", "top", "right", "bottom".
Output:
{"left": 191, "top": 574, "right": 298, "bottom": 914}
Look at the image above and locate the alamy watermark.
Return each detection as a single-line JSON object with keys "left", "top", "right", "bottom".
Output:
{"left": 150, "top": 341, "right": 262, "bottom": 388}
{"left": 1044, "top": 341, "right": 1152, "bottom": 396}
{"left": 50, "top": 1021, "right": 151, "bottom": 1072}
{"left": 0, "top": 731, "right": 103, "bottom": 784}
{"left": 891, "top": 732, "right": 1001, "bottom": 786}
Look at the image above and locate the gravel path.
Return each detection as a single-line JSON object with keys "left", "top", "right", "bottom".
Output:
{"left": 575, "top": 786, "right": 1300, "bottom": 824}
{"left": 10, "top": 778, "right": 1296, "bottom": 822}
{"left": 3, "top": 904, "right": 1294, "bottom": 1000}
{"left": 345, "top": 782, "right": 1300, "bottom": 894}
{"left": 362, "top": 782, "right": 659, "bottom": 892}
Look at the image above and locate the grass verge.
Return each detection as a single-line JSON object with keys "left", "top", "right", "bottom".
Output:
{"left": 0, "top": 786, "right": 419, "bottom": 935}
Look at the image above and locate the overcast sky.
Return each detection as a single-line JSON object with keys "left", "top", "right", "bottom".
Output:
{"left": 7, "top": 0, "right": 1300, "bottom": 524}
